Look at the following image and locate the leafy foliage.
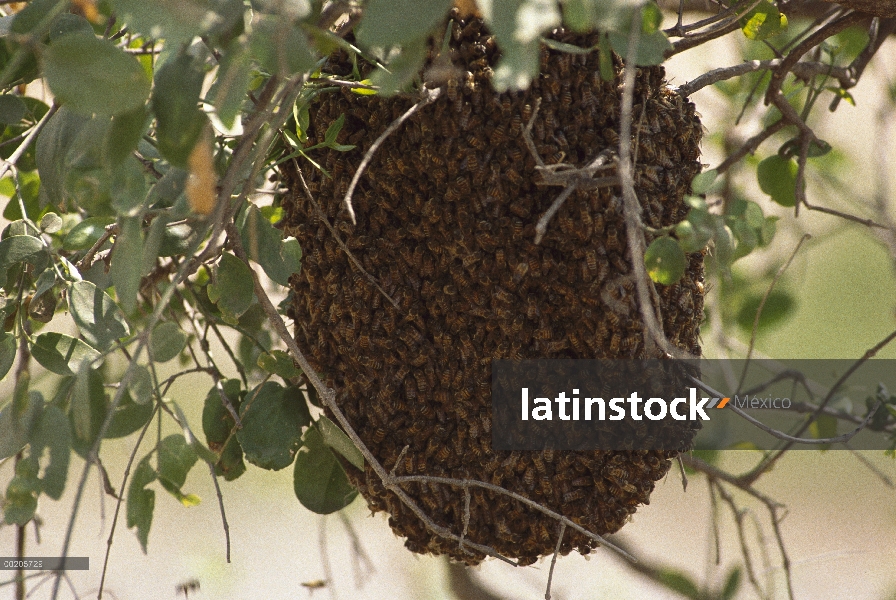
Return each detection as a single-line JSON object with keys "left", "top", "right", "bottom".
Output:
{"left": 0, "top": 1, "right": 891, "bottom": 598}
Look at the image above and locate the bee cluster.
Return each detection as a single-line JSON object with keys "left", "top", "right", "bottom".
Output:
{"left": 282, "top": 11, "right": 705, "bottom": 565}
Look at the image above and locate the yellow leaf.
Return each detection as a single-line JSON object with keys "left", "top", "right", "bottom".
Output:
{"left": 186, "top": 125, "right": 217, "bottom": 215}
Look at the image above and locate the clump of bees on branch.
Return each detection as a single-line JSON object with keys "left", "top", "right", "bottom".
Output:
{"left": 282, "top": 9, "right": 706, "bottom": 566}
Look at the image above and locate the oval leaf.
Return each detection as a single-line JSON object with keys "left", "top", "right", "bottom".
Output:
{"left": 69, "top": 280, "right": 130, "bottom": 348}
{"left": 757, "top": 155, "right": 798, "bottom": 207}
{"left": 293, "top": 427, "right": 358, "bottom": 514}
{"left": 43, "top": 34, "right": 151, "bottom": 117}
{"left": 316, "top": 415, "right": 364, "bottom": 471}
{"left": 150, "top": 321, "right": 187, "bottom": 363}
{"left": 209, "top": 252, "right": 254, "bottom": 320}
{"left": 237, "top": 381, "right": 309, "bottom": 471}
{"left": 32, "top": 332, "right": 101, "bottom": 376}
{"left": 644, "top": 236, "right": 687, "bottom": 285}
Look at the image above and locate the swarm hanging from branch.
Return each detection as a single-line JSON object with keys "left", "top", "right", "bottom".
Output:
{"left": 282, "top": 13, "right": 705, "bottom": 565}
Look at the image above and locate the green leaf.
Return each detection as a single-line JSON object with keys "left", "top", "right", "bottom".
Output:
{"left": 690, "top": 169, "right": 718, "bottom": 195}
{"left": 157, "top": 434, "right": 198, "bottom": 502}
{"left": 249, "top": 16, "right": 318, "bottom": 78}
{"left": 110, "top": 157, "right": 149, "bottom": 216}
{"left": 150, "top": 321, "right": 187, "bottom": 363}
{"left": 202, "top": 379, "right": 242, "bottom": 443}
{"left": 35, "top": 106, "right": 89, "bottom": 206}
{"left": 43, "top": 34, "right": 151, "bottom": 117}
{"left": 68, "top": 280, "right": 131, "bottom": 349}
{"left": 39, "top": 212, "right": 63, "bottom": 233}
{"left": 735, "top": 289, "right": 796, "bottom": 334}
{"left": 640, "top": 2, "right": 663, "bottom": 34}
{"left": 826, "top": 86, "right": 855, "bottom": 106}
{"left": 257, "top": 350, "right": 301, "bottom": 380}
{"left": 713, "top": 223, "right": 735, "bottom": 266}
{"left": 49, "top": 12, "right": 95, "bottom": 40}
{"left": 237, "top": 204, "right": 302, "bottom": 285}
{"left": 237, "top": 381, "right": 310, "bottom": 471}
{"left": 759, "top": 215, "right": 778, "bottom": 246}
{"left": 69, "top": 363, "right": 106, "bottom": 449}
{"left": 127, "top": 364, "right": 154, "bottom": 405}
{"left": 293, "top": 426, "right": 358, "bottom": 514}
{"left": 32, "top": 332, "right": 101, "bottom": 376}
{"left": 357, "top": 0, "right": 452, "bottom": 49}
{"left": 675, "top": 220, "right": 707, "bottom": 253}
{"left": 11, "top": 0, "right": 66, "bottom": 34}
{"left": 127, "top": 454, "right": 157, "bottom": 553}
{"left": 209, "top": 252, "right": 254, "bottom": 320}
{"left": 371, "top": 36, "right": 430, "bottom": 95}
{"left": 721, "top": 567, "right": 742, "bottom": 600}
{"left": 608, "top": 29, "right": 671, "bottom": 66}
{"left": 0, "top": 378, "right": 42, "bottom": 459}
{"left": 0, "top": 331, "right": 15, "bottom": 382}
{"left": 324, "top": 114, "right": 345, "bottom": 146}
{"left": 316, "top": 415, "right": 364, "bottom": 471}
{"left": 111, "top": 216, "right": 144, "bottom": 314}
{"left": 809, "top": 413, "right": 838, "bottom": 450}
{"left": 152, "top": 52, "right": 207, "bottom": 168}
{"left": 740, "top": 0, "right": 788, "bottom": 41}
{"left": 210, "top": 41, "right": 251, "bottom": 129}
{"left": 30, "top": 405, "right": 71, "bottom": 500}
{"left": 742, "top": 200, "right": 764, "bottom": 229}
{"left": 0, "top": 94, "right": 27, "bottom": 124}
{"left": 4, "top": 473, "right": 39, "bottom": 525}
{"left": 202, "top": 380, "right": 247, "bottom": 481}
{"left": 105, "top": 106, "right": 149, "bottom": 168}
{"left": 63, "top": 217, "right": 115, "bottom": 251}
{"left": 658, "top": 569, "right": 701, "bottom": 599}
{"left": 644, "top": 236, "right": 686, "bottom": 285}
{"left": 757, "top": 155, "right": 798, "bottom": 207}
{"left": 484, "top": 0, "right": 562, "bottom": 90}
{"left": 0, "top": 234, "right": 44, "bottom": 272}
{"left": 111, "top": 0, "right": 231, "bottom": 47}
{"left": 731, "top": 218, "right": 757, "bottom": 261}
{"left": 104, "top": 390, "right": 154, "bottom": 439}
{"left": 0, "top": 172, "right": 42, "bottom": 221}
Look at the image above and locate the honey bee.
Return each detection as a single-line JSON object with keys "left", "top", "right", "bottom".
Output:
{"left": 604, "top": 224, "right": 621, "bottom": 251}
{"left": 523, "top": 467, "right": 536, "bottom": 489}
{"left": 563, "top": 489, "right": 586, "bottom": 504}
{"left": 500, "top": 166, "right": 523, "bottom": 187}
{"left": 526, "top": 295, "right": 539, "bottom": 320}
{"left": 466, "top": 133, "right": 487, "bottom": 151}
{"left": 372, "top": 427, "right": 387, "bottom": 444}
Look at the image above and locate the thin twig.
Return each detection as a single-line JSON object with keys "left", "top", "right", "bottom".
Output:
{"left": 292, "top": 162, "right": 401, "bottom": 311}
{"left": 98, "top": 405, "right": 159, "bottom": 600}
{"left": 341, "top": 88, "right": 441, "bottom": 225}
{"left": 534, "top": 185, "right": 577, "bottom": 245}
{"left": 715, "top": 120, "right": 786, "bottom": 174}
{"left": 739, "top": 234, "right": 811, "bottom": 389}
{"left": 209, "top": 461, "right": 232, "bottom": 563}
{"left": 714, "top": 482, "right": 766, "bottom": 600}
{"left": 689, "top": 375, "right": 884, "bottom": 445}
{"left": 619, "top": 11, "right": 684, "bottom": 358}
{"left": 544, "top": 522, "right": 566, "bottom": 600}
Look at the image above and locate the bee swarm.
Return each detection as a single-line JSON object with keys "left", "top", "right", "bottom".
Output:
{"left": 282, "top": 12, "right": 705, "bottom": 566}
